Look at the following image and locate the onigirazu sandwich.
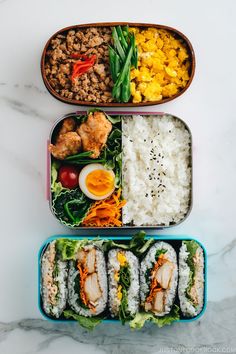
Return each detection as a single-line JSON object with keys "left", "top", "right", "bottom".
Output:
{"left": 107, "top": 249, "right": 139, "bottom": 323}
{"left": 41, "top": 241, "right": 68, "bottom": 318}
{"left": 140, "top": 241, "right": 178, "bottom": 316}
{"left": 178, "top": 240, "right": 204, "bottom": 317}
{"left": 68, "top": 244, "right": 107, "bottom": 317}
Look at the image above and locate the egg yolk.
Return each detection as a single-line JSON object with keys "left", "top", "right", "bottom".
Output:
{"left": 85, "top": 169, "right": 114, "bottom": 196}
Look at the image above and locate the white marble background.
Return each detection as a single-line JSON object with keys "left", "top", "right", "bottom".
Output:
{"left": 0, "top": 0, "right": 236, "bottom": 353}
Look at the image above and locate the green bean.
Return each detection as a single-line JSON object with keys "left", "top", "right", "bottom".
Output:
{"left": 116, "top": 26, "right": 128, "bottom": 51}
{"left": 112, "top": 43, "right": 133, "bottom": 97}
{"left": 109, "top": 46, "right": 117, "bottom": 82}
{"left": 113, "top": 53, "right": 121, "bottom": 101}
{"left": 112, "top": 27, "right": 125, "bottom": 62}
{"left": 122, "top": 25, "right": 129, "bottom": 39}
{"left": 121, "top": 64, "right": 131, "bottom": 102}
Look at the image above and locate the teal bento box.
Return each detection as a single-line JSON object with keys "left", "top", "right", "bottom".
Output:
{"left": 38, "top": 234, "right": 207, "bottom": 329}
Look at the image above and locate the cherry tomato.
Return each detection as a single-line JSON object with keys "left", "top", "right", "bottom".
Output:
{"left": 58, "top": 166, "right": 79, "bottom": 189}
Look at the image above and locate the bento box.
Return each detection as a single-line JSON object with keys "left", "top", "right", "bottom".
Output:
{"left": 47, "top": 110, "right": 192, "bottom": 229}
{"left": 41, "top": 22, "right": 195, "bottom": 107}
{"left": 38, "top": 233, "right": 207, "bottom": 330}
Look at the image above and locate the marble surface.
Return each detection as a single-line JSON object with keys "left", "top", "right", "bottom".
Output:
{"left": 1, "top": 0, "right": 236, "bottom": 352}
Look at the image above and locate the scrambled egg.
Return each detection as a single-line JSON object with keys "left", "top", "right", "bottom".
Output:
{"left": 117, "top": 285, "right": 122, "bottom": 300}
{"left": 116, "top": 252, "right": 127, "bottom": 300}
{"left": 117, "top": 252, "right": 127, "bottom": 266}
{"left": 129, "top": 27, "right": 190, "bottom": 103}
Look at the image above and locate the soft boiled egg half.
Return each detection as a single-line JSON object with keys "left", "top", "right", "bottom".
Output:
{"left": 79, "top": 163, "right": 115, "bottom": 200}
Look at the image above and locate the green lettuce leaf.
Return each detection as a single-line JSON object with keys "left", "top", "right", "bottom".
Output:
{"left": 106, "top": 115, "right": 121, "bottom": 124}
{"left": 101, "top": 127, "right": 122, "bottom": 187}
{"left": 129, "top": 231, "right": 155, "bottom": 256}
{"left": 183, "top": 240, "right": 199, "bottom": 305}
{"left": 56, "top": 239, "right": 83, "bottom": 260}
{"left": 63, "top": 310, "right": 103, "bottom": 330}
{"left": 101, "top": 231, "right": 154, "bottom": 256}
{"left": 56, "top": 238, "right": 106, "bottom": 261}
{"left": 184, "top": 240, "right": 199, "bottom": 259}
{"left": 51, "top": 161, "right": 66, "bottom": 196}
{"left": 129, "top": 305, "right": 180, "bottom": 329}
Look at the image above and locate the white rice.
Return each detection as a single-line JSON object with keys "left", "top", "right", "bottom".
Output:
{"left": 41, "top": 241, "right": 68, "bottom": 318}
{"left": 122, "top": 115, "right": 191, "bottom": 226}
{"left": 178, "top": 242, "right": 204, "bottom": 317}
{"left": 68, "top": 245, "right": 107, "bottom": 317}
{"left": 140, "top": 241, "right": 178, "bottom": 316}
{"left": 107, "top": 249, "right": 139, "bottom": 317}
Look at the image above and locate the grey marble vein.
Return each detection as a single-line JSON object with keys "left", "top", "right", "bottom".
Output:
{"left": 0, "top": 145, "right": 42, "bottom": 183}
{"left": 0, "top": 96, "right": 50, "bottom": 122}
{"left": 0, "top": 82, "right": 48, "bottom": 94}
{"left": 208, "top": 238, "right": 236, "bottom": 259}
{"left": 0, "top": 297, "right": 236, "bottom": 354}
{"left": 23, "top": 84, "right": 47, "bottom": 95}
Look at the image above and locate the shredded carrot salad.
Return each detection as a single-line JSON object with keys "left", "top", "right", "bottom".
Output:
{"left": 146, "top": 254, "right": 167, "bottom": 303}
{"left": 82, "top": 189, "right": 126, "bottom": 227}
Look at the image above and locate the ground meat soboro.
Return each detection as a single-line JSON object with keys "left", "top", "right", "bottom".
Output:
{"left": 45, "top": 27, "right": 113, "bottom": 103}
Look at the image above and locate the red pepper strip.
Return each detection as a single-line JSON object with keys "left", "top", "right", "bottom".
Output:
{"left": 72, "top": 64, "right": 93, "bottom": 80}
{"left": 71, "top": 54, "right": 97, "bottom": 80}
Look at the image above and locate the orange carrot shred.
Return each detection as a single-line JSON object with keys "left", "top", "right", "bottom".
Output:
{"left": 145, "top": 256, "right": 167, "bottom": 303}
{"left": 82, "top": 189, "right": 126, "bottom": 227}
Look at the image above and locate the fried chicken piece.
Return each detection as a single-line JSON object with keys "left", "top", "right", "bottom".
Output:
{"left": 49, "top": 132, "right": 81, "bottom": 160}
{"left": 58, "top": 117, "right": 76, "bottom": 135}
{"left": 77, "top": 111, "right": 112, "bottom": 158}
{"left": 49, "top": 117, "right": 81, "bottom": 159}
